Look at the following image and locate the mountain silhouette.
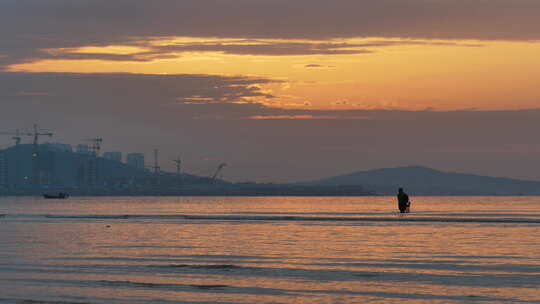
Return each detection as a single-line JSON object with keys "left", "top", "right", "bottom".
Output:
{"left": 306, "top": 165, "right": 540, "bottom": 195}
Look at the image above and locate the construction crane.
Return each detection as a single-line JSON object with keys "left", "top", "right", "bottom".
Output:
{"left": 83, "top": 138, "right": 103, "bottom": 156}
{"left": 1, "top": 125, "right": 54, "bottom": 187}
{"left": 172, "top": 156, "right": 182, "bottom": 176}
{"left": 12, "top": 130, "right": 21, "bottom": 146}
{"left": 153, "top": 149, "right": 160, "bottom": 174}
{"left": 0, "top": 129, "right": 23, "bottom": 146}
{"left": 2, "top": 125, "right": 54, "bottom": 186}
{"left": 211, "top": 163, "right": 227, "bottom": 183}
{"left": 29, "top": 124, "right": 53, "bottom": 187}
{"left": 0, "top": 129, "right": 25, "bottom": 186}
{"left": 29, "top": 124, "right": 53, "bottom": 154}
{"left": 2, "top": 125, "right": 53, "bottom": 149}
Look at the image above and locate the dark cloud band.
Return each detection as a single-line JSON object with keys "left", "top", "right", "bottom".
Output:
{"left": 1, "top": 0, "right": 533, "bottom": 67}
{"left": 2, "top": 0, "right": 539, "bottom": 41}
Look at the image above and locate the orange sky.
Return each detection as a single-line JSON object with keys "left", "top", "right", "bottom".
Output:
{"left": 9, "top": 38, "right": 540, "bottom": 111}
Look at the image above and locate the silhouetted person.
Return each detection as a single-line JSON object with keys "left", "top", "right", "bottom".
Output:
{"left": 397, "top": 188, "right": 410, "bottom": 213}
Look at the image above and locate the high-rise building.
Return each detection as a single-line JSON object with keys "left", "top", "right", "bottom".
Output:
{"left": 0, "top": 144, "right": 151, "bottom": 189}
{"left": 78, "top": 158, "right": 98, "bottom": 186}
{"left": 76, "top": 144, "right": 92, "bottom": 155}
{"left": 126, "top": 153, "right": 145, "bottom": 170}
{"left": 0, "top": 152, "right": 7, "bottom": 186}
{"left": 43, "top": 142, "right": 73, "bottom": 153}
{"left": 103, "top": 152, "right": 122, "bottom": 162}
{"left": 37, "top": 149, "right": 55, "bottom": 186}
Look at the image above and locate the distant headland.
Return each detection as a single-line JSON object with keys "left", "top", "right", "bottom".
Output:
{"left": 303, "top": 165, "right": 540, "bottom": 196}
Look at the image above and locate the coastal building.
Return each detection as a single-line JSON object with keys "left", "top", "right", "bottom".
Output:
{"left": 0, "top": 151, "right": 6, "bottom": 186}
{"left": 126, "top": 153, "right": 145, "bottom": 170}
{"left": 103, "top": 152, "right": 122, "bottom": 162}
{"left": 43, "top": 142, "right": 73, "bottom": 153}
{"left": 76, "top": 144, "right": 92, "bottom": 155}
{"left": 78, "top": 158, "right": 98, "bottom": 186}
{"left": 126, "top": 153, "right": 144, "bottom": 170}
{"left": 0, "top": 144, "right": 150, "bottom": 189}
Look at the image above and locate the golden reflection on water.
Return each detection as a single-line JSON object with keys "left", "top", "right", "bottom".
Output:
{"left": 0, "top": 196, "right": 539, "bottom": 303}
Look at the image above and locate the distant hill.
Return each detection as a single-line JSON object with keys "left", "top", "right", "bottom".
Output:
{"left": 305, "top": 166, "right": 540, "bottom": 195}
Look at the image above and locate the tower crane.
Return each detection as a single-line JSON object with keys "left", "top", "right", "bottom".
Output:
{"left": 0, "top": 129, "right": 28, "bottom": 146}
{"left": 1, "top": 125, "right": 53, "bottom": 154}
{"left": 153, "top": 149, "right": 160, "bottom": 174}
{"left": 143, "top": 150, "right": 161, "bottom": 175}
{"left": 29, "top": 124, "right": 53, "bottom": 156}
{"left": 211, "top": 163, "right": 227, "bottom": 183}
{"left": 1, "top": 125, "right": 53, "bottom": 186}
{"left": 0, "top": 129, "right": 23, "bottom": 146}
{"left": 172, "top": 156, "right": 182, "bottom": 176}
{"left": 12, "top": 130, "right": 21, "bottom": 146}
{"left": 28, "top": 124, "right": 53, "bottom": 186}
{"left": 0, "top": 129, "right": 25, "bottom": 186}
{"left": 83, "top": 138, "right": 103, "bottom": 156}
{"left": 1, "top": 125, "right": 53, "bottom": 148}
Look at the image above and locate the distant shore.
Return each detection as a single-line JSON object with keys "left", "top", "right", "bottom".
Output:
{"left": 0, "top": 184, "right": 375, "bottom": 197}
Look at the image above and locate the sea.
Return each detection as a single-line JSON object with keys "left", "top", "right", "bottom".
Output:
{"left": 0, "top": 196, "right": 539, "bottom": 304}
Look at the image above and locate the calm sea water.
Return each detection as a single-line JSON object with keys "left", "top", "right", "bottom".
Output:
{"left": 0, "top": 196, "right": 539, "bottom": 304}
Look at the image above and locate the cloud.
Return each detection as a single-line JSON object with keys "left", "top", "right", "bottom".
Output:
{"left": 0, "top": 0, "right": 533, "bottom": 68}
{"left": 4, "top": 72, "right": 539, "bottom": 124}
{"left": 2, "top": 0, "right": 539, "bottom": 41}
{"left": 178, "top": 39, "right": 485, "bottom": 54}
{"left": 248, "top": 115, "right": 340, "bottom": 120}
{"left": 153, "top": 41, "right": 373, "bottom": 56}
{"left": 0, "top": 72, "right": 277, "bottom": 117}
{"left": 4, "top": 40, "right": 373, "bottom": 66}
{"left": 40, "top": 52, "right": 174, "bottom": 62}
{"left": 0, "top": 38, "right": 485, "bottom": 69}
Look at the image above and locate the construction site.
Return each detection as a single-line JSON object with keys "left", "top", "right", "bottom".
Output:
{"left": 0, "top": 125, "right": 372, "bottom": 196}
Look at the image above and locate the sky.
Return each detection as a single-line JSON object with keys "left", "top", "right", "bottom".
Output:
{"left": 1, "top": 0, "right": 540, "bottom": 182}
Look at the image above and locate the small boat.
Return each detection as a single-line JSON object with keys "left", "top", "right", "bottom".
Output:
{"left": 43, "top": 193, "right": 69, "bottom": 199}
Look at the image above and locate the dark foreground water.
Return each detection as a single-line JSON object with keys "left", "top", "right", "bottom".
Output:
{"left": 0, "top": 196, "right": 539, "bottom": 304}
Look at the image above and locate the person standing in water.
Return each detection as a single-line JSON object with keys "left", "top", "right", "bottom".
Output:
{"left": 397, "top": 188, "right": 410, "bottom": 213}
